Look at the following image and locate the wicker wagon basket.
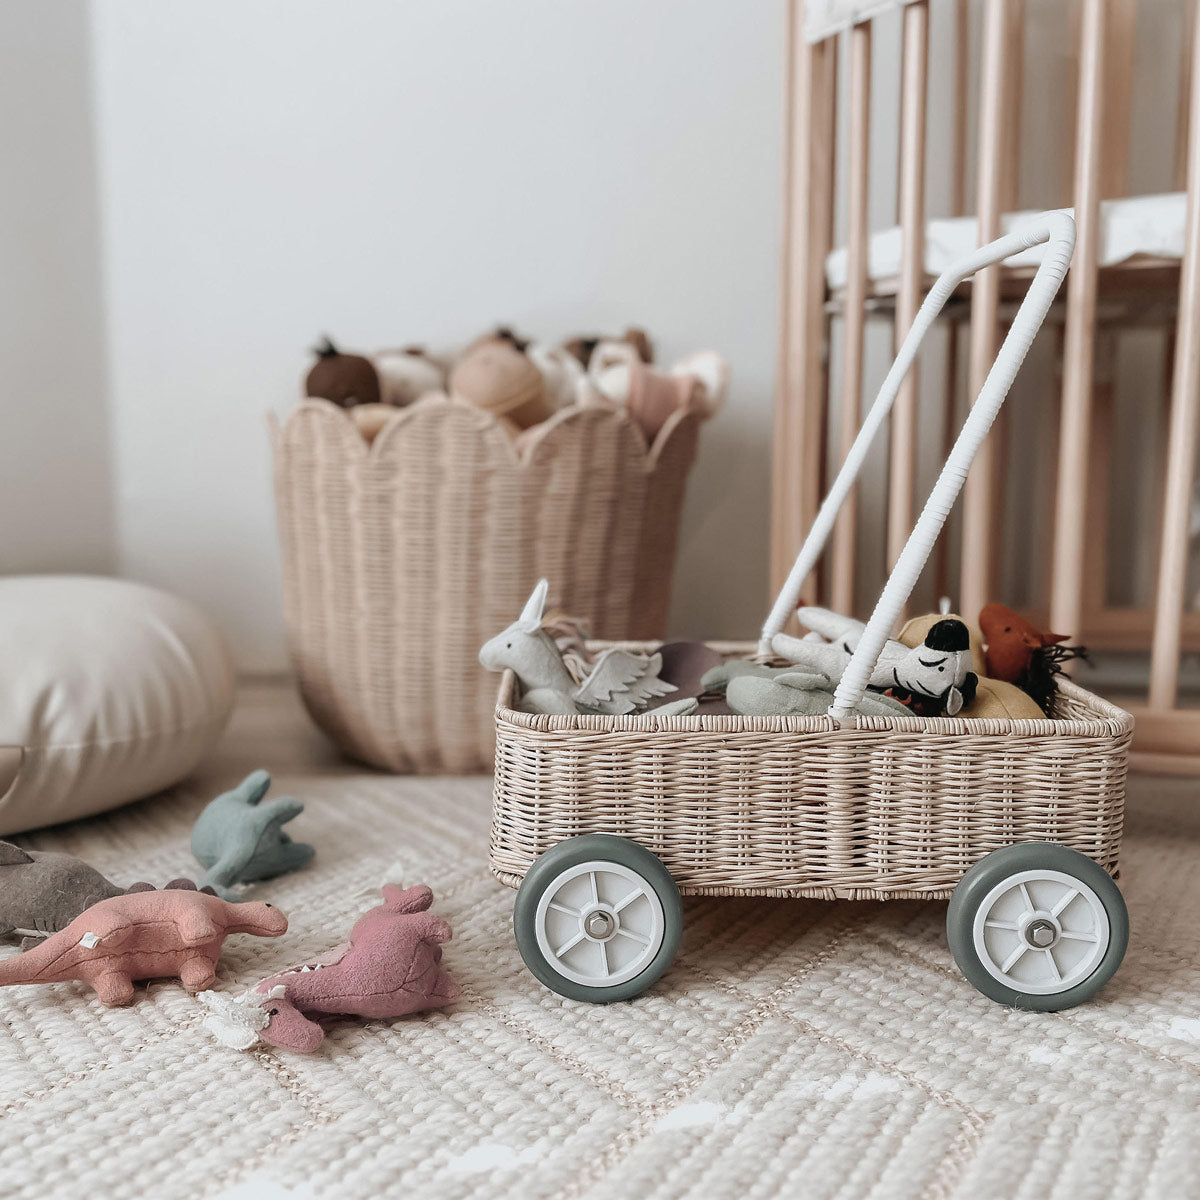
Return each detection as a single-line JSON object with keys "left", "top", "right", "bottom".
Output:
{"left": 490, "top": 652, "right": 1131, "bottom": 901}
{"left": 271, "top": 394, "right": 701, "bottom": 773}
{"left": 488, "top": 214, "right": 1136, "bottom": 1011}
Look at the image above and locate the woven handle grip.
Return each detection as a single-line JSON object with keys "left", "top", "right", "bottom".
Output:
{"left": 758, "top": 211, "right": 1077, "bottom": 720}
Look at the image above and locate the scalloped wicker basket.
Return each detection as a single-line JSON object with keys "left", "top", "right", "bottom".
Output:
{"left": 271, "top": 396, "right": 701, "bottom": 773}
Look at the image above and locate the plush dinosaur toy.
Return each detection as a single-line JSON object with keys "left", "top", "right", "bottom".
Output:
{"left": 479, "top": 580, "right": 698, "bottom": 717}
{"left": 191, "top": 770, "right": 315, "bottom": 899}
{"left": 0, "top": 841, "right": 126, "bottom": 944}
{"left": 700, "top": 661, "right": 909, "bottom": 719}
{"left": 0, "top": 884, "right": 287, "bottom": 1006}
{"left": 199, "top": 883, "right": 458, "bottom": 1053}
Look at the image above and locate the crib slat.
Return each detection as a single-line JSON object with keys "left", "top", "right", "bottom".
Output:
{"left": 1149, "top": 8, "right": 1200, "bottom": 709}
{"left": 831, "top": 23, "right": 872, "bottom": 616}
{"left": 888, "top": 1, "right": 929, "bottom": 578}
{"left": 773, "top": 15, "right": 837, "bottom": 602}
{"left": 1049, "top": 0, "right": 1107, "bottom": 643}
{"left": 960, "top": 0, "right": 1014, "bottom": 618}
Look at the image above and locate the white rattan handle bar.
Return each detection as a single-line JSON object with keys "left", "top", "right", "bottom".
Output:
{"left": 758, "top": 211, "right": 1076, "bottom": 720}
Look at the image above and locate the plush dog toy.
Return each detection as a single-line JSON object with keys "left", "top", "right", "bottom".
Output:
{"left": 0, "top": 883, "right": 287, "bottom": 1006}
{"left": 770, "top": 607, "right": 979, "bottom": 717}
{"left": 199, "top": 883, "right": 458, "bottom": 1053}
{"left": 0, "top": 841, "right": 125, "bottom": 945}
{"left": 191, "top": 770, "right": 315, "bottom": 899}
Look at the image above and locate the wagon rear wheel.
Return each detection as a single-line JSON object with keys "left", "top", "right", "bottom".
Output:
{"left": 947, "top": 842, "right": 1128, "bottom": 1011}
{"left": 513, "top": 834, "right": 683, "bottom": 1003}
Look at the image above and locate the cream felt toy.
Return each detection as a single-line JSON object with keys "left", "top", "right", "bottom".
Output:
{"left": 527, "top": 343, "right": 585, "bottom": 410}
{"left": 0, "top": 883, "right": 287, "bottom": 1006}
{"left": 771, "top": 607, "right": 979, "bottom": 717}
{"left": 199, "top": 883, "right": 457, "bottom": 1053}
{"left": 372, "top": 347, "right": 445, "bottom": 407}
{"left": 479, "top": 580, "right": 698, "bottom": 717}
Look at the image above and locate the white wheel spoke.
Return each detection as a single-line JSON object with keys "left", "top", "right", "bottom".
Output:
{"left": 1043, "top": 949, "right": 1061, "bottom": 981}
{"left": 548, "top": 901, "right": 580, "bottom": 918}
{"left": 984, "top": 919, "right": 1020, "bottom": 931}
{"left": 614, "top": 926, "right": 651, "bottom": 946}
{"left": 1001, "top": 943, "right": 1029, "bottom": 974}
{"left": 553, "top": 930, "right": 586, "bottom": 959}
{"left": 1018, "top": 882, "right": 1035, "bottom": 913}
{"left": 590, "top": 872, "right": 599, "bottom": 903}
{"left": 1058, "top": 929, "right": 1099, "bottom": 943}
{"left": 597, "top": 940, "right": 609, "bottom": 977}
{"left": 613, "top": 889, "right": 643, "bottom": 914}
{"left": 1051, "top": 888, "right": 1079, "bottom": 918}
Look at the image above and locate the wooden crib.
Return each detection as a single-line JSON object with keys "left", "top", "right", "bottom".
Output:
{"left": 775, "top": 0, "right": 1200, "bottom": 770}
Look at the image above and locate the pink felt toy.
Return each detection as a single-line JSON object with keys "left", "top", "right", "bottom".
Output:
{"left": 199, "top": 883, "right": 459, "bottom": 1053}
{"left": 0, "top": 886, "right": 288, "bottom": 1006}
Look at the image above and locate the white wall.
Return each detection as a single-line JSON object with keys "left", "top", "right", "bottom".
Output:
{"left": 86, "top": 0, "right": 785, "bottom": 669}
{"left": 0, "top": 3, "right": 114, "bottom": 576}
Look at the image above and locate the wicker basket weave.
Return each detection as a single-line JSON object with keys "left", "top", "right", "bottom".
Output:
{"left": 489, "top": 644, "right": 1132, "bottom": 901}
{"left": 271, "top": 396, "right": 701, "bottom": 773}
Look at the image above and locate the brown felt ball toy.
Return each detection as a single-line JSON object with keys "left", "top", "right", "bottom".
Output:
{"left": 305, "top": 336, "right": 381, "bottom": 408}
{"left": 449, "top": 341, "right": 551, "bottom": 432}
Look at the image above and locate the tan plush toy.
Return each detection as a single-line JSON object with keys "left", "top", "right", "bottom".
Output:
{"left": 372, "top": 347, "right": 444, "bottom": 407}
{"left": 449, "top": 341, "right": 552, "bottom": 433}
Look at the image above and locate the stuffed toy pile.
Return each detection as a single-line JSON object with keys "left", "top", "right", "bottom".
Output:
{"left": 303, "top": 325, "right": 728, "bottom": 448}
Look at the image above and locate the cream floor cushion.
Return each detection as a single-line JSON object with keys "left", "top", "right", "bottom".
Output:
{"left": 0, "top": 576, "right": 234, "bottom": 835}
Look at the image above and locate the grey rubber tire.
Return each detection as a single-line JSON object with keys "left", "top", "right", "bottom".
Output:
{"left": 514, "top": 834, "right": 683, "bottom": 1003}
{"left": 947, "top": 841, "right": 1128, "bottom": 1012}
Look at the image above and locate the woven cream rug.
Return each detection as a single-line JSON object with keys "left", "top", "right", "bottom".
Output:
{"left": 2, "top": 683, "right": 1198, "bottom": 1200}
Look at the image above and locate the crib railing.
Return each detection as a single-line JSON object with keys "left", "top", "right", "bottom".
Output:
{"left": 775, "top": 0, "right": 1200, "bottom": 770}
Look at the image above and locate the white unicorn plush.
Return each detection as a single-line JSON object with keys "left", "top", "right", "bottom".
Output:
{"left": 479, "top": 580, "right": 698, "bottom": 717}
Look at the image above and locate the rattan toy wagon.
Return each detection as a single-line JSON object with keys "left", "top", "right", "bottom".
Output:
{"left": 489, "top": 214, "right": 1133, "bottom": 1012}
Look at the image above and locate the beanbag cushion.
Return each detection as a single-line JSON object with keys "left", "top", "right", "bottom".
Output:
{"left": 0, "top": 577, "right": 234, "bottom": 835}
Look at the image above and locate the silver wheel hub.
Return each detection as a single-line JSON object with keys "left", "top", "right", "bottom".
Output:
{"left": 584, "top": 908, "right": 616, "bottom": 940}
{"left": 972, "top": 867, "right": 1110, "bottom": 995}
{"left": 1023, "top": 915, "right": 1059, "bottom": 948}
{"left": 534, "top": 859, "right": 666, "bottom": 988}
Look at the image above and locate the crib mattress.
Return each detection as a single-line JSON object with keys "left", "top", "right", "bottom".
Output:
{"left": 825, "top": 192, "right": 1186, "bottom": 291}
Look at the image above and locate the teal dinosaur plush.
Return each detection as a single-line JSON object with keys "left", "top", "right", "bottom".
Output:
{"left": 191, "top": 770, "right": 314, "bottom": 899}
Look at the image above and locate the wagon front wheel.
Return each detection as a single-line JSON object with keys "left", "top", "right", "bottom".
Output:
{"left": 513, "top": 834, "right": 683, "bottom": 1003}
{"left": 947, "top": 842, "right": 1128, "bottom": 1012}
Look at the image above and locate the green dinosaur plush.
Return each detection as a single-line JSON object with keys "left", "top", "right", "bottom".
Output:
{"left": 191, "top": 770, "right": 314, "bottom": 899}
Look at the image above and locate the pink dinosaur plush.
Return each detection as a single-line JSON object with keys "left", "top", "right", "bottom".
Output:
{"left": 200, "top": 883, "right": 459, "bottom": 1052}
{"left": 0, "top": 886, "right": 288, "bottom": 1005}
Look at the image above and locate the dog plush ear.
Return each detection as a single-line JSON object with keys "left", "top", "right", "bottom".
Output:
{"left": 944, "top": 687, "right": 964, "bottom": 717}
{"left": 0, "top": 841, "right": 33, "bottom": 866}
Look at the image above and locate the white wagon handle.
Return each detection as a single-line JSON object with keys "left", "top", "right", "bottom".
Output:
{"left": 759, "top": 210, "right": 1077, "bottom": 723}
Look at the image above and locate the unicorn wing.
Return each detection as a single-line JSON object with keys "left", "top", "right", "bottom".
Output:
{"left": 574, "top": 650, "right": 677, "bottom": 715}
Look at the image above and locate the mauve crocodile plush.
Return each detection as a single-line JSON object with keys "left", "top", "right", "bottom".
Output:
{"left": 199, "top": 883, "right": 458, "bottom": 1053}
